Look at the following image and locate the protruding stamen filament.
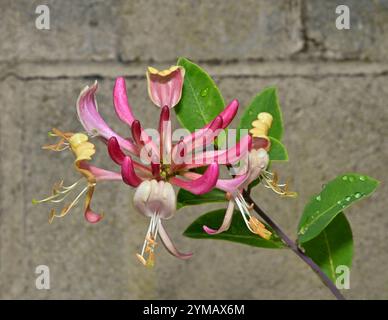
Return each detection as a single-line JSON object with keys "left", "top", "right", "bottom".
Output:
{"left": 33, "top": 179, "right": 90, "bottom": 223}
{"left": 261, "top": 170, "right": 297, "bottom": 198}
{"left": 137, "top": 213, "right": 160, "bottom": 268}
{"left": 234, "top": 193, "right": 272, "bottom": 240}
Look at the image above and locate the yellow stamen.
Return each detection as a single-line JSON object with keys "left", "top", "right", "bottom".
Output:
{"left": 261, "top": 170, "right": 298, "bottom": 198}
{"left": 137, "top": 235, "right": 157, "bottom": 268}
{"left": 248, "top": 216, "right": 272, "bottom": 240}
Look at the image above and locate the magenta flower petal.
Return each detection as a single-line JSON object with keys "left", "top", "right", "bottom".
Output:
{"left": 171, "top": 116, "right": 223, "bottom": 166}
{"left": 186, "top": 135, "right": 252, "bottom": 169}
{"left": 204, "top": 99, "right": 239, "bottom": 130}
{"left": 203, "top": 200, "right": 234, "bottom": 235}
{"left": 182, "top": 170, "right": 248, "bottom": 193}
{"left": 131, "top": 120, "right": 143, "bottom": 147}
{"left": 113, "top": 77, "right": 136, "bottom": 126}
{"left": 108, "top": 137, "right": 126, "bottom": 165}
{"left": 131, "top": 120, "right": 160, "bottom": 162}
{"left": 215, "top": 173, "right": 248, "bottom": 193}
{"left": 121, "top": 156, "right": 143, "bottom": 187}
{"left": 76, "top": 81, "right": 138, "bottom": 155}
{"left": 158, "top": 222, "right": 193, "bottom": 260}
{"left": 170, "top": 163, "right": 219, "bottom": 195}
{"left": 147, "top": 66, "right": 185, "bottom": 108}
{"left": 151, "top": 161, "right": 161, "bottom": 178}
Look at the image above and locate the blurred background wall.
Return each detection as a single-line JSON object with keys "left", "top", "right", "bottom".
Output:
{"left": 0, "top": 0, "right": 387, "bottom": 299}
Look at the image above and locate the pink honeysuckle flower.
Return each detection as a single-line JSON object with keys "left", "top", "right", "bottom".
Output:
{"left": 33, "top": 129, "right": 122, "bottom": 224}
{"left": 75, "top": 67, "right": 251, "bottom": 266}
{"left": 146, "top": 66, "right": 185, "bottom": 108}
{"left": 133, "top": 180, "right": 192, "bottom": 267}
{"left": 203, "top": 148, "right": 273, "bottom": 239}
{"left": 202, "top": 112, "right": 297, "bottom": 239}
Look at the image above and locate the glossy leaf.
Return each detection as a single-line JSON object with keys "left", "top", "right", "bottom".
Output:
{"left": 184, "top": 209, "right": 284, "bottom": 249}
{"left": 302, "top": 213, "right": 353, "bottom": 283}
{"left": 237, "top": 87, "right": 283, "bottom": 141}
{"left": 268, "top": 137, "right": 288, "bottom": 161}
{"left": 175, "top": 57, "right": 225, "bottom": 132}
{"left": 298, "top": 173, "right": 379, "bottom": 243}
{"left": 177, "top": 188, "right": 226, "bottom": 209}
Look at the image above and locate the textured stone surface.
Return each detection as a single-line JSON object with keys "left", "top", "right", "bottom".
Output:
{"left": 305, "top": 0, "right": 388, "bottom": 60}
{"left": 0, "top": 0, "right": 118, "bottom": 62}
{"left": 1, "top": 0, "right": 388, "bottom": 300}
{"left": 1, "top": 75, "right": 387, "bottom": 299}
{"left": 118, "top": 0, "right": 303, "bottom": 61}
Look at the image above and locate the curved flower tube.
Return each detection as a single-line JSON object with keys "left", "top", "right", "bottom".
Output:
{"left": 113, "top": 77, "right": 136, "bottom": 126}
{"left": 77, "top": 81, "right": 139, "bottom": 155}
{"left": 33, "top": 129, "right": 122, "bottom": 224}
{"left": 170, "top": 163, "right": 219, "bottom": 195}
{"left": 203, "top": 148, "right": 272, "bottom": 238}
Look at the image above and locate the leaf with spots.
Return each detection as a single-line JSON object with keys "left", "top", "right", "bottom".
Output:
{"left": 175, "top": 57, "right": 225, "bottom": 132}
{"left": 298, "top": 173, "right": 379, "bottom": 243}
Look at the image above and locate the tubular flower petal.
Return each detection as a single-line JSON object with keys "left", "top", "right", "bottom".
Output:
{"left": 131, "top": 120, "right": 160, "bottom": 160}
{"left": 35, "top": 129, "right": 121, "bottom": 224}
{"left": 121, "top": 156, "right": 143, "bottom": 187}
{"left": 159, "top": 106, "right": 172, "bottom": 163}
{"left": 113, "top": 77, "right": 136, "bottom": 126}
{"left": 76, "top": 81, "right": 138, "bottom": 155}
{"left": 174, "top": 115, "right": 223, "bottom": 159}
{"left": 185, "top": 134, "right": 252, "bottom": 169}
{"left": 170, "top": 163, "right": 219, "bottom": 195}
{"left": 134, "top": 180, "right": 189, "bottom": 267}
{"left": 107, "top": 137, "right": 126, "bottom": 165}
{"left": 146, "top": 66, "right": 185, "bottom": 108}
{"left": 204, "top": 99, "right": 239, "bottom": 130}
{"left": 159, "top": 222, "right": 193, "bottom": 260}
{"left": 203, "top": 200, "right": 235, "bottom": 235}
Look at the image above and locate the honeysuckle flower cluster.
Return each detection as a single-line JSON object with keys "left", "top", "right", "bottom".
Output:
{"left": 35, "top": 65, "right": 293, "bottom": 267}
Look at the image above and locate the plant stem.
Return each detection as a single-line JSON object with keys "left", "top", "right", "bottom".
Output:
{"left": 242, "top": 190, "right": 345, "bottom": 300}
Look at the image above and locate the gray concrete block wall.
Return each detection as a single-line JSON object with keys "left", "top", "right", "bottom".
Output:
{"left": 0, "top": 0, "right": 387, "bottom": 299}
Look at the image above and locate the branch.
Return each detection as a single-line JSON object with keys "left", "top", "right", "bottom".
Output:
{"left": 242, "top": 190, "right": 345, "bottom": 300}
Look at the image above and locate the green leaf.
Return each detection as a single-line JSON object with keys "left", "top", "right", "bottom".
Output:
{"left": 175, "top": 57, "right": 225, "bottom": 132}
{"left": 177, "top": 188, "right": 226, "bottom": 209}
{"left": 268, "top": 137, "right": 288, "bottom": 161}
{"left": 237, "top": 87, "right": 284, "bottom": 141}
{"left": 298, "top": 173, "right": 379, "bottom": 243}
{"left": 183, "top": 209, "right": 284, "bottom": 249}
{"left": 302, "top": 213, "right": 353, "bottom": 283}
